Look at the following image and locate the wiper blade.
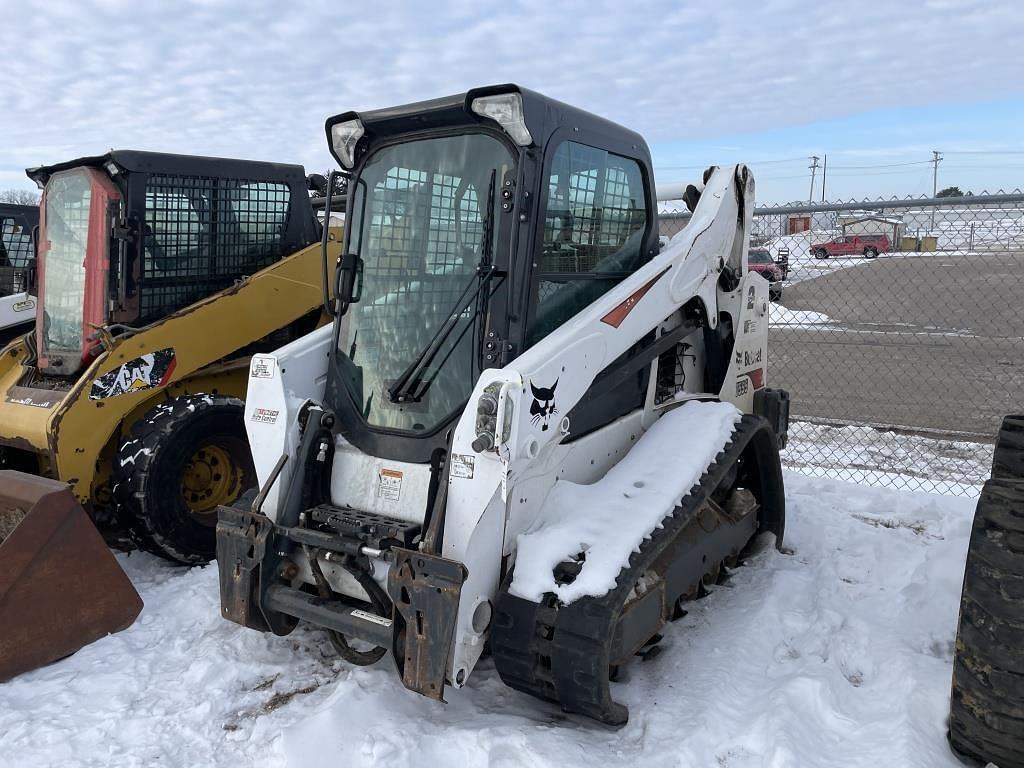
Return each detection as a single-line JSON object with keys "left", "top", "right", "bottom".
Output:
{"left": 387, "top": 170, "right": 500, "bottom": 405}
{"left": 387, "top": 266, "right": 496, "bottom": 404}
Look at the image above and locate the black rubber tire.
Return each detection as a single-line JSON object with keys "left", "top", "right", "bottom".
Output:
{"left": 814, "top": 248, "right": 829, "bottom": 259}
{"left": 993, "top": 415, "right": 1024, "bottom": 481}
{"left": 112, "top": 394, "right": 256, "bottom": 565}
{"left": 948, "top": 476, "right": 1024, "bottom": 767}
{"left": 864, "top": 247, "right": 878, "bottom": 259}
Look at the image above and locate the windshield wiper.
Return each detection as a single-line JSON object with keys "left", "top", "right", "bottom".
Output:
{"left": 386, "top": 265, "right": 498, "bottom": 404}
{"left": 387, "top": 171, "right": 499, "bottom": 405}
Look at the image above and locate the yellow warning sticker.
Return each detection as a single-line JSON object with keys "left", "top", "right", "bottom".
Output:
{"left": 378, "top": 468, "right": 403, "bottom": 501}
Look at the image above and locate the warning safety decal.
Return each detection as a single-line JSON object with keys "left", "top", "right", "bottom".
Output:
{"left": 89, "top": 348, "right": 177, "bottom": 400}
{"left": 377, "top": 468, "right": 403, "bottom": 501}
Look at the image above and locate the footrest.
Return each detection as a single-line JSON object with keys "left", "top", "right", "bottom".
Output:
{"left": 310, "top": 505, "right": 420, "bottom": 549}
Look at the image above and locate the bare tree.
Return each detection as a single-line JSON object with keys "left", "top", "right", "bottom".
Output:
{"left": 0, "top": 188, "right": 40, "bottom": 206}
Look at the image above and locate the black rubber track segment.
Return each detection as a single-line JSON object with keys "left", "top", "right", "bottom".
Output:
{"left": 949, "top": 471, "right": 1024, "bottom": 768}
{"left": 992, "top": 415, "right": 1024, "bottom": 481}
{"left": 491, "top": 414, "right": 785, "bottom": 725}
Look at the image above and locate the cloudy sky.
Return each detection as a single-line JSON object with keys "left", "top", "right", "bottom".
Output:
{"left": 3, "top": 0, "right": 1023, "bottom": 203}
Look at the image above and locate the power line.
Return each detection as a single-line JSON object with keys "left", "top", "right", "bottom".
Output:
{"left": 653, "top": 155, "right": 808, "bottom": 171}
{"left": 825, "top": 159, "right": 934, "bottom": 170}
{"left": 943, "top": 149, "right": 1024, "bottom": 155}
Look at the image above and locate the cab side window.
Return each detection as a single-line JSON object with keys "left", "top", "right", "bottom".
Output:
{"left": 528, "top": 142, "right": 647, "bottom": 345}
{"left": 1, "top": 216, "right": 35, "bottom": 268}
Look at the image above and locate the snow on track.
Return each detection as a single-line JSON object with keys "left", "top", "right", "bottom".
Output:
{"left": 510, "top": 400, "right": 742, "bottom": 603}
{"left": 0, "top": 473, "right": 974, "bottom": 767}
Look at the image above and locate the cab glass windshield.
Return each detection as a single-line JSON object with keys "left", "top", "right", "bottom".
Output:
{"left": 41, "top": 169, "right": 92, "bottom": 357}
{"left": 339, "top": 133, "right": 513, "bottom": 432}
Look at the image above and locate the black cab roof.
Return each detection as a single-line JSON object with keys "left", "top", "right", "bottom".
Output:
{"left": 26, "top": 150, "right": 309, "bottom": 188}
{"left": 325, "top": 83, "right": 651, "bottom": 172}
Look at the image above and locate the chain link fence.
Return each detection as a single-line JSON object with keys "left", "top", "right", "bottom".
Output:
{"left": 660, "top": 192, "right": 1024, "bottom": 495}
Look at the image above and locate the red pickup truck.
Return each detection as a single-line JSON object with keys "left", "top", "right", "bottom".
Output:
{"left": 811, "top": 234, "right": 890, "bottom": 259}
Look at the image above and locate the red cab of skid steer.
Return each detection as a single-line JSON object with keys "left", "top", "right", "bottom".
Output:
{"left": 0, "top": 470, "right": 142, "bottom": 681}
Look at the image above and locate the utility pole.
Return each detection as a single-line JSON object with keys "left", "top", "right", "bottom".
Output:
{"left": 808, "top": 155, "right": 820, "bottom": 203}
{"left": 930, "top": 150, "right": 942, "bottom": 232}
{"left": 821, "top": 154, "right": 827, "bottom": 202}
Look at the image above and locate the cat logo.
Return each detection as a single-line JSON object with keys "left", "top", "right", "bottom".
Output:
{"left": 89, "top": 348, "right": 177, "bottom": 399}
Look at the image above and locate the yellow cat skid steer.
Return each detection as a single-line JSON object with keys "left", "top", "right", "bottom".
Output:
{"left": 0, "top": 150, "right": 340, "bottom": 680}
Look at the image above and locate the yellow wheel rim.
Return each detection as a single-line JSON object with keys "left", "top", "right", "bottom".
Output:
{"left": 180, "top": 443, "right": 243, "bottom": 523}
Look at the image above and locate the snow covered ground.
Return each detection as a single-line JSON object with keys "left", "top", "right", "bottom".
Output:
{"left": 769, "top": 304, "right": 833, "bottom": 327}
{"left": 784, "top": 421, "right": 993, "bottom": 496}
{"left": 0, "top": 457, "right": 980, "bottom": 767}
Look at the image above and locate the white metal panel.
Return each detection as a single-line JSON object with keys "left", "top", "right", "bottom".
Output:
{"left": 243, "top": 323, "right": 333, "bottom": 522}
{"left": 0, "top": 292, "right": 34, "bottom": 331}
{"left": 328, "top": 443, "right": 433, "bottom": 525}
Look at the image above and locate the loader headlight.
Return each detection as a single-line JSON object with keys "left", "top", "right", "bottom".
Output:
{"left": 330, "top": 119, "right": 366, "bottom": 169}
{"left": 470, "top": 93, "right": 533, "bottom": 146}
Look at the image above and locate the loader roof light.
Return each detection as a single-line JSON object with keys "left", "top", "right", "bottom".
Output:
{"left": 470, "top": 93, "right": 533, "bottom": 146}
{"left": 330, "top": 118, "right": 366, "bottom": 169}
{"left": 103, "top": 160, "right": 122, "bottom": 178}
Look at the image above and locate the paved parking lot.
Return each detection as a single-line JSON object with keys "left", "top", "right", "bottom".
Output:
{"left": 771, "top": 251, "right": 1024, "bottom": 437}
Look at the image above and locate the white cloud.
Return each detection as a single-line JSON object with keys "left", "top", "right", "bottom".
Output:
{"left": 1, "top": 0, "right": 1022, "bottom": 191}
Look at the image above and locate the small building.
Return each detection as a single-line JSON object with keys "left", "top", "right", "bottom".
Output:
{"left": 839, "top": 214, "right": 903, "bottom": 245}
{"left": 787, "top": 214, "right": 811, "bottom": 234}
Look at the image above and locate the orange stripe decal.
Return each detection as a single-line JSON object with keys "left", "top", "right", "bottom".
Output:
{"left": 600, "top": 268, "right": 670, "bottom": 328}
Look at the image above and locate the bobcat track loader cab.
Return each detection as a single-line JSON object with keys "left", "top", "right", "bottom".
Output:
{"left": 217, "top": 85, "right": 790, "bottom": 724}
{"left": 0, "top": 203, "right": 39, "bottom": 345}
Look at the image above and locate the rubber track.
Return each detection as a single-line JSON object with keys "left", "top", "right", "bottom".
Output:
{"left": 992, "top": 414, "right": 1024, "bottom": 481}
{"left": 949, "top": 422, "right": 1024, "bottom": 768}
{"left": 491, "top": 414, "right": 782, "bottom": 725}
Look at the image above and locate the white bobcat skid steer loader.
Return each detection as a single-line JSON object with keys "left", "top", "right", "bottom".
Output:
{"left": 217, "top": 85, "right": 790, "bottom": 725}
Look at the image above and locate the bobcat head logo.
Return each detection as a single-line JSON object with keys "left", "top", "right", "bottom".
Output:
{"left": 529, "top": 379, "right": 558, "bottom": 431}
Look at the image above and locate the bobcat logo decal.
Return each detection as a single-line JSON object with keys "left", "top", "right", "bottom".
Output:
{"left": 529, "top": 379, "right": 558, "bottom": 431}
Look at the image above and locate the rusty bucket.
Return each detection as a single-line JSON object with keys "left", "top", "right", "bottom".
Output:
{"left": 0, "top": 470, "right": 143, "bottom": 682}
